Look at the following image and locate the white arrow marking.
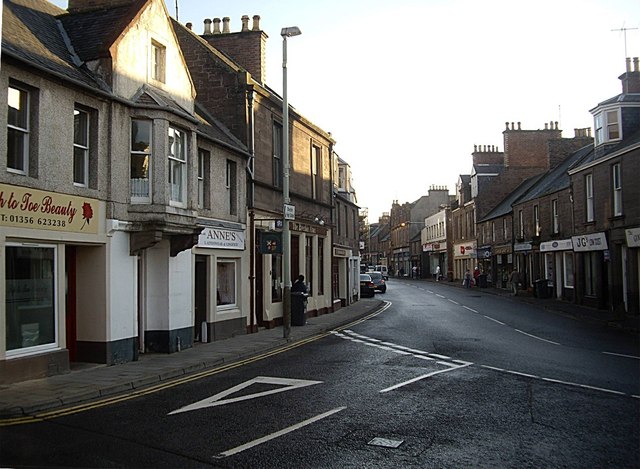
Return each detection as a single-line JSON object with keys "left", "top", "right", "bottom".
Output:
{"left": 168, "top": 376, "right": 322, "bottom": 415}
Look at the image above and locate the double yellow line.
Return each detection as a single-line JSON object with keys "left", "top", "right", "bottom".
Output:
{"left": 1, "top": 302, "right": 390, "bottom": 427}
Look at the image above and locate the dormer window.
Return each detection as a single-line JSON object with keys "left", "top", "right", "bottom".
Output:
{"left": 594, "top": 108, "right": 621, "bottom": 145}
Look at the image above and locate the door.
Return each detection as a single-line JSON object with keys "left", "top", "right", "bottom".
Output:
{"left": 65, "top": 246, "right": 77, "bottom": 362}
{"left": 194, "top": 255, "right": 207, "bottom": 342}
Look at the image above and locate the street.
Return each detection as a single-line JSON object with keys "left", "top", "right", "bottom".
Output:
{"left": 2, "top": 279, "right": 639, "bottom": 468}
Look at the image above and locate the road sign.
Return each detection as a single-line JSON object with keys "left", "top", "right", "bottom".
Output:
{"left": 284, "top": 204, "right": 295, "bottom": 220}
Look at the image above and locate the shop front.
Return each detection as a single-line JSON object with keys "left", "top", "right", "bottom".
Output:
{"left": 1, "top": 184, "right": 104, "bottom": 384}
{"left": 193, "top": 221, "right": 248, "bottom": 343}
{"left": 625, "top": 227, "right": 640, "bottom": 314}
{"left": 572, "top": 232, "right": 609, "bottom": 309}
{"left": 453, "top": 241, "right": 476, "bottom": 281}
{"left": 540, "top": 239, "right": 574, "bottom": 300}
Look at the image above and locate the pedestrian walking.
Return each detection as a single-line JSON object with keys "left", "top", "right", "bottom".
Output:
{"left": 464, "top": 269, "right": 472, "bottom": 288}
{"left": 509, "top": 269, "right": 521, "bottom": 296}
{"left": 435, "top": 265, "right": 441, "bottom": 281}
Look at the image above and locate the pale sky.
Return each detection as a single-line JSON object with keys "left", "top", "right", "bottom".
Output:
{"left": 50, "top": 0, "right": 640, "bottom": 223}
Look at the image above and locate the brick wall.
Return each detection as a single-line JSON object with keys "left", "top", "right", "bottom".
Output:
{"left": 503, "top": 122, "right": 561, "bottom": 168}
{"left": 203, "top": 31, "right": 267, "bottom": 85}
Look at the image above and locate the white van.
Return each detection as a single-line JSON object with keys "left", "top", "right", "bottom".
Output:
{"left": 375, "top": 265, "right": 389, "bottom": 280}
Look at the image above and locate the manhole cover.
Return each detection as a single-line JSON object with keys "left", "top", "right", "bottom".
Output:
{"left": 368, "top": 437, "right": 404, "bottom": 448}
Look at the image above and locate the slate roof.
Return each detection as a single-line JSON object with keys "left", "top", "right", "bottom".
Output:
{"left": 58, "top": 0, "right": 147, "bottom": 62}
{"left": 478, "top": 174, "right": 543, "bottom": 223}
{"left": 515, "top": 144, "right": 593, "bottom": 204}
{"left": 194, "top": 102, "right": 248, "bottom": 154}
{"left": 572, "top": 128, "right": 640, "bottom": 171}
{"left": 2, "top": 0, "right": 105, "bottom": 89}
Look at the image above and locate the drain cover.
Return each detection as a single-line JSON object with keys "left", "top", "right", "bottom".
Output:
{"left": 368, "top": 437, "right": 404, "bottom": 448}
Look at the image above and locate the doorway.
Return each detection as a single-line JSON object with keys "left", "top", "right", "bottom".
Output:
{"left": 194, "top": 255, "right": 207, "bottom": 342}
{"left": 65, "top": 246, "right": 77, "bottom": 362}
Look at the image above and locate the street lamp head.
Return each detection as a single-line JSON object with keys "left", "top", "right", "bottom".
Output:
{"left": 281, "top": 26, "right": 302, "bottom": 37}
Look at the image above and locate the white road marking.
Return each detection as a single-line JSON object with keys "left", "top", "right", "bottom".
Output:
{"left": 603, "top": 351, "right": 640, "bottom": 360}
{"left": 380, "top": 364, "right": 471, "bottom": 393}
{"left": 426, "top": 290, "right": 434, "bottom": 294}
{"left": 463, "top": 306, "right": 478, "bottom": 313}
{"left": 429, "top": 353, "right": 451, "bottom": 360}
{"left": 483, "top": 315, "right": 506, "bottom": 325}
{"left": 481, "top": 365, "right": 633, "bottom": 397}
{"left": 215, "top": 407, "right": 346, "bottom": 458}
{"left": 169, "top": 377, "right": 321, "bottom": 415}
{"left": 448, "top": 299, "right": 460, "bottom": 305}
{"left": 436, "top": 294, "right": 446, "bottom": 298}
{"left": 514, "top": 329, "right": 560, "bottom": 345}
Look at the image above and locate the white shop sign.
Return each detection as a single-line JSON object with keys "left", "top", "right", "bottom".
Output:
{"left": 540, "top": 239, "right": 573, "bottom": 252}
{"left": 198, "top": 227, "right": 245, "bottom": 250}
{"left": 572, "top": 232, "right": 608, "bottom": 252}
{"left": 626, "top": 227, "right": 640, "bottom": 248}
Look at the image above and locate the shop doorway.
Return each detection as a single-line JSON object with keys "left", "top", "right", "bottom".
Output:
{"left": 194, "top": 255, "right": 207, "bottom": 342}
{"left": 65, "top": 246, "right": 78, "bottom": 362}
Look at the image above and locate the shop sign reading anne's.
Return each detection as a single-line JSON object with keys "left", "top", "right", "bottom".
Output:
{"left": 0, "top": 183, "right": 98, "bottom": 234}
{"left": 198, "top": 227, "right": 245, "bottom": 250}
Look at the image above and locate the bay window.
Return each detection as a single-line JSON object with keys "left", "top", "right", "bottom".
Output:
{"left": 130, "top": 119, "right": 152, "bottom": 201}
{"left": 168, "top": 126, "right": 186, "bottom": 205}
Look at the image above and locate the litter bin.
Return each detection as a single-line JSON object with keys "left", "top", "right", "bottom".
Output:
{"left": 535, "top": 279, "right": 551, "bottom": 298}
{"left": 291, "top": 292, "right": 308, "bottom": 326}
{"left": 477, "top": 273, "right": 488, "bottom": 288}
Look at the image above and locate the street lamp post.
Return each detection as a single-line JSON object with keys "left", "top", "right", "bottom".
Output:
{"left": 281, "top": 26, "right": 301, "bottom": 339}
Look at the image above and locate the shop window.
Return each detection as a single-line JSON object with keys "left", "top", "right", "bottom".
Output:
{"left": 7, "top": 84, "right": 30, "bottom": 175}
{"left": 584, "top": 252, "right": 597, "bottom": 296}
{"left": 217, "top": 260, "right": 236, "bottom": 308}
{"left": 305, "top": 237, "right": 313, "bottom": 296}
{"left": 130, "top": 119, "right": 152, "bottom": 202}
{"left": 5, "top": 245, "right": 57, "bottom": 355}
{"left": 272, "top": 254, "right": 283, "bottom": 302}
{"left": 563, "top": 252, "right": 574, "bottom": 288}
{"left": 318, "top": 238, "right": 324, "bottom": 295}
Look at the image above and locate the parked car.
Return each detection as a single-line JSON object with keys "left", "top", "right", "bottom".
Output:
{"left": 359, "top": 274, "right": 376, "bottom": 298}
{"left": 374, "top": 265, "right": 389, "bottom": 280}
{"left": 369, "top": 271, "right": 386, "bottom": 293}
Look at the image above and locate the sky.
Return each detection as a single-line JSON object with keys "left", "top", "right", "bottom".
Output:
{"left": 49, "top": 0, "right": 640, "bottom": 223}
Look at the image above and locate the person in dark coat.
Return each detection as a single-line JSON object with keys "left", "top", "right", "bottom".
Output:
{"left": 292, "top": 275, "right": 307, "bottom": 293}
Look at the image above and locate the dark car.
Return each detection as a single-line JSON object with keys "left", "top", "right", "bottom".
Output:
{"left": 360, "top": 274, "right": 376, "bottom": 298}
{"left": 369, "top": 271, "right": 386, "bottom": 293}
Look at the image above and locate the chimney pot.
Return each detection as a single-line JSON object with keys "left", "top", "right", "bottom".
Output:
{"left": 186, "top": 22, "right": 192, "bottom": 30}
{"left": 222, "top": 17, "right": 231, "bottom": 33}
{"left": 252, "top": 15, "right": 261, "bottom": 31}
{"left": 213, "top": 18, "right": 221, "bottom": 34}
{"left": 203, "top": 18, "right": 212, "bottom": 35}
{"left": 627, "top": 57, "right": 632, "bottom": 72}
{"left": 241, "top": 15, "right": 250, "bottom": 31}
{"left": 505, "top": 122, "right": 510, "bottom": 130}
{"left": 517, "top": 122, "right": 521, "bottom": 130}
{"left": 634, "top": 57, "right": 639, "bottom": 72}
{"left": 545, "top": 123, "right": 549, "bottom": 130}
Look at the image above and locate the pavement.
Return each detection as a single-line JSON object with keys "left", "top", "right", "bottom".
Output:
{"left": 1, "top": 278, "right": 638, "bottom": 420}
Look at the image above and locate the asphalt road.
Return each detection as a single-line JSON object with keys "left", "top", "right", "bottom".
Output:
{"left": 2, "top": 279, "right": 639, "bottom": 468}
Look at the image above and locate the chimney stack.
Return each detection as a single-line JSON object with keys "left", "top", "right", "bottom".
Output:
{"left": 619, "top": 57, "right": 640, "bottom": 94}
{"left": 201, "top": 14, "right": 269, "bottom": 84}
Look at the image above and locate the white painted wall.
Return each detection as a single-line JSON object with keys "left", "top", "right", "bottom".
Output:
{"left": 107, "top": 230, "right": 137, "bottom": 340}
